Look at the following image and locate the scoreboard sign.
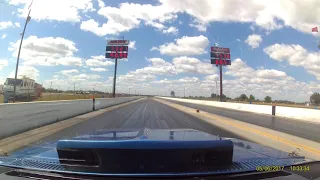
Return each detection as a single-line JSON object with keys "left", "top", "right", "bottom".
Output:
{"left": 210, "top": 46, "right": 231, "bottom": 66}
{"left": 105, "top": 52, "right": 128, "bottom": 59}
{"left": 106, "top": 46, "right": 128, "bottom": 52}
{"left": 105, "top": 40, "right": 129, "bottom": 59}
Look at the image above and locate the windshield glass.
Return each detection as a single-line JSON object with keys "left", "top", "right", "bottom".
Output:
{"left": 0, "top": 0, "right": 320, "bottom": 178}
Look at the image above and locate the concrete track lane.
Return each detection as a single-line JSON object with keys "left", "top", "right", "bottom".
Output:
{"left": 165, "top": 99, "right": 320, "bottom": 143}
{"left": 25, "top": 98, "right": 246, "bottom": 147}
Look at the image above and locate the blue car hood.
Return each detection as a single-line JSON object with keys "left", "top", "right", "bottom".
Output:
{"left": 0, "top": 128, "right": 314, "bottom": 177}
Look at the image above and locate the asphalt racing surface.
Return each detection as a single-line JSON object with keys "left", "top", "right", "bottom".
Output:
{"left": 28, "top": 98, "right": 245, "bottom": 146}
{"left": 166, "top": 99, "right": 320, "bottom": 143}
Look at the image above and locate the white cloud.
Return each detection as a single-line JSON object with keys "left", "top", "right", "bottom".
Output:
{"left": 145, "top": 21, "right": 166, "bottom": 30}
{"left": 1, "top": 34, "right": 7, "bottom": 39}
{"left": 128, "top": 41, "right": 136, "bottom": 50}
{"left": 256, "top": 69, "right": 287, "bottom": 79}
{"left": 178, "top": 77, "right": 199, "bottom": 83}
{"left": 56, "top": 57, "right": 83, "bottom": 66}
{"left": 219, "top": 58, "right": 314, "bottom": 101}
{"left": 132, "top": 58, "right": 177, "bottom": 76}
{"left": 14, "top": 22, "right": 20, "bottom": 28}
{"left": 81, "top": 2, "right": 177, "bottom": 36}
{"left": 154, "top": 35, "right": 209, "bottom": 56}
{"left": 264, "top": 43, "right": 320, "bottom": 80}
{"left": 9, "top": 66, "right": 39, "bottom": 80}
{"left": 9, "top": 0, "right": 94, "bottom": 22}
{"left": 85, "top": 55, "right": 114, "bottom": 67}
{"left": 60, "top": 69, "right": 79, "bottom": 76}
{"left": 0, "top": 21, "right": 14, "bottom": 30}
{"left": 115, "top": 56, "right": 215, "bottom": 86}
{"left": 71, "top": 74, "right": 101, "bottom": 81}
{"left": 90, "top": 67, "right": 107, "bottom": 72}
{"left": 189, "top": 19, "right": 207, "bottom": 32}
{"left": 150, "top": 46, "right": 158, "bottom": 51}
{"left": 172, "top": 56, "right": 215, "bottom": 74}
{"left": 204, "top": 74, "right": 219, "bottom": 81}
{"left": 160, "top": 0, "right": 320, "bottom": 35}
{"left": 153, "top": 77, "right": 199, "bottom": 85}
{"left": 0, "top": 77, "right": 6, "bottom": 85}
{"left": 80, "top": 17, "right": 139, "bottom": 36}
{"left": 8, "top": 36, "right": 83, "bottom": 66}
{"left": 0, "top": 59, "right": 8, "bottom": 70}
{"left": 162, "top": 26, "right": 178, "bottom": 35}
{"left": 245, "top": 34, "right": 262, "bottom": 48}
{"left": 225, "top": 58, "right": 255, "bottom": 77}
{"left": 97, "top": 0, "right": 105, "bottom": 8}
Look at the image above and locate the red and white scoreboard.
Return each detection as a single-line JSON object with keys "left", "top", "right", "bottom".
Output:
{"left": 105, "top": 40, "right": 129, "bottom": 59}
{"left": 210, "top": 47, "right": 231, "bottom": 66}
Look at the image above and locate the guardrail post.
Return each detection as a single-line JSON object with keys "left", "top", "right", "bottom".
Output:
{"left": 272, "top": 105, "right": 276, "bottom": 116}
{"left": 93, "top": 98, "right": 95, "bottom": 111}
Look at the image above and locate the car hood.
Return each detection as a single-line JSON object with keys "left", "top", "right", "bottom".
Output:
{"left": 0, "top": 128, "right": 315, "bottom": 177}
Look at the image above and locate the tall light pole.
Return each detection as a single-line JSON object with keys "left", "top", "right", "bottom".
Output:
{"left": 13, "top": 9, "right": 32, "bottom": 103}
{"left": 112, "top": 58, "right": 118, "bottom": 98}
{"left": 49, "top": 82, "right": 52, "bottom": 100}
{"left": 215, "top": 81, "right": 218, "bottom": 101}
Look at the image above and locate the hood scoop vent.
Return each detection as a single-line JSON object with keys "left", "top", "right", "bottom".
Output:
{"left": 56, "top": 139, "right": 234, "bottom": 173}
{"left": 57, "top": 149, "right": 99, "bottom": 167}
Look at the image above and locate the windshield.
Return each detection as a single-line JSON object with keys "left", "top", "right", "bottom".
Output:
{"left": 0, "top": 0, "right": 320, "bottom": 178}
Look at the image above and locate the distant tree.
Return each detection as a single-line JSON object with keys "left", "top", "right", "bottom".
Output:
{"left": 211, "top": 93, "right": 217, "bottom": 98}
{"left": 310, "top": 92, "right": 320, "bottom": 105}
{"left": 239, "top": 94, "right": 248, "bottom": 101}
{"left": 171, "top": 91, "right": 175, "bottom": 97}
{"left": 221, "top": 94, "right": 226, "bottom": 100}
{"left": 249, "top": 94, "right": 255, "bottom": 101}
{"left": 264, "top": 96, "right": 272, "bottom": 102}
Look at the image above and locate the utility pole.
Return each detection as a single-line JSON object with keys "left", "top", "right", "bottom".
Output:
{"left": 215, "top": 81, "right": 218, "bottom": 101}
{"left": 50, "top": 82, "right": 52, "bottom": 100}
{"left": 58, "top": 85, "right": 60, "bottom": 100}
{"left": 184, "top": 87, "right": 186, "bottom": 97}
{"left": 73, "top": 83, "right": 75, "bottom": 94}
{"left": 129, "top": 87, "right": 131, "bottom": 95}
{"left": 219, "top": 64, "right": 223, "bottom": 102}
{"left": 13, "top": 9, "right": 31, "bottom": 103}
{"left": 112, "top": 58, "right": 118, "bottom": 98}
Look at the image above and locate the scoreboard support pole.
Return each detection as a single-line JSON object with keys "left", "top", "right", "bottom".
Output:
{"left": 219, "top": 64, "right": 223, "bottom": 102}
{"left": 112, "top": 58, "right": 118, "bottom": 98}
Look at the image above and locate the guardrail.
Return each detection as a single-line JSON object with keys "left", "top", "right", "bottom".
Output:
{"left": 157, "top": 97, "right": 320, "bottom": 124}
{"left": 0, "top": 97, "right": 141, "bottom": 139}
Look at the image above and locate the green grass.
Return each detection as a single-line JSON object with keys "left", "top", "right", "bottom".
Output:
{"left": 35, "top": 93, "right": 109, "bottom": 101}
{"left": 0, "top": 93, "right": 112, "bottom": 103}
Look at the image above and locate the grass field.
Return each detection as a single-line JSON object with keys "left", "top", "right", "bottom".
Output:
{"left": 181, "top": 97, "right": 319, "bottom": 110}
{"left": 0, "top": 93, "right": 113, "bottom": 103}
{"left": 35, "top": 93, "right": 109, "bottom": 101}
